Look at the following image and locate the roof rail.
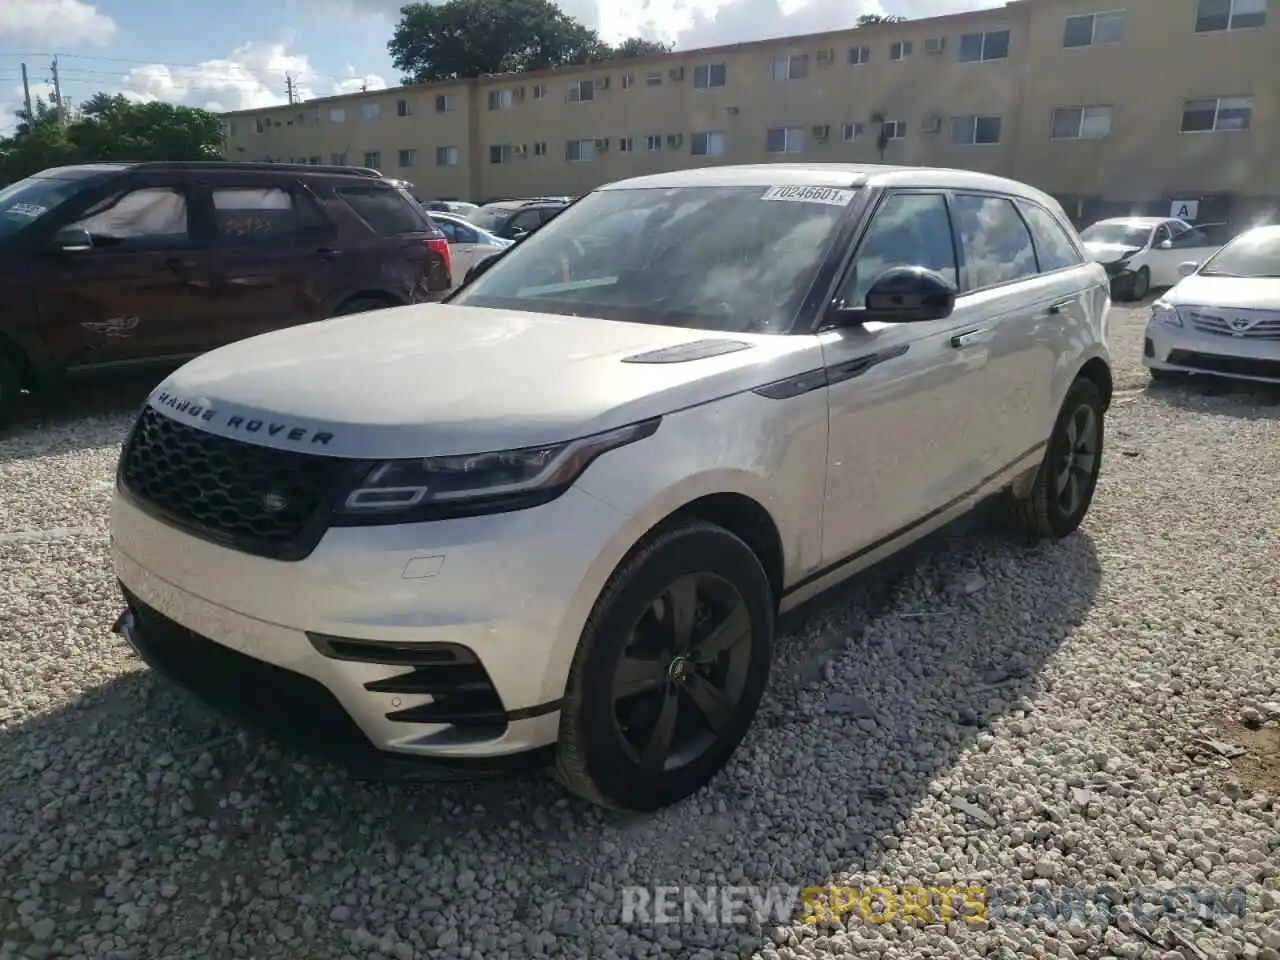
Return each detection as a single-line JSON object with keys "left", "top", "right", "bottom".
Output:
{"left": 128, "top": 160, "right": 385, "bottom": 178}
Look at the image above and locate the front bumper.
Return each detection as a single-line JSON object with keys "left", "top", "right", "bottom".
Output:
{"left": 1144, "top": 318, "right": 1280, "bottom": 384}
{"left": 110, "top": 484, "right": 631, "bottom": 765}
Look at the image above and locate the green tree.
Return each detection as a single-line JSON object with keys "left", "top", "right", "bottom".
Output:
{"left": 0, "top": 93, "right": 222, "bottom": 182}
{"left": 605, "top": 37, "right": 673, "bottom": 59}
{"left": 390, "top": 0, "right": 668, "bottom": 83}
{"left": 857, "top": 13, "right": 908, "bottom": 25}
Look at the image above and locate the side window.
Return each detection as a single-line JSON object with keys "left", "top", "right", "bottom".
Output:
{"left": 66, "top": 187, "right": 190, "bottom": 248}
{"left": 1173, "top": 228, "right": 1208, "bottom": 247}
{"left": 838, "top": 192, "right": 958, "bottom": 308}
{"left": 1167, "top": 220, "right": 1190, "bottom": 239}
{"left": 1153, "top": 224, "right": 1171, "bottom": 246}
{"left": 455, "top": 223, "right": 479, "bottom": 244}
{"left": 1016, "top": 201, "right": 1084, "bottom": 272}
{"left": 951, "top": 193, "right": 1038, "bottom": 290}
{"left": 433, "top": 218, "right": 459, "bottom": 242}
{"left": 537, "top": 207, "right": 563, "bottom": 225}
{"left": 509, "top": 210, "right": 543, "bottom": 233}
{"left": 211, "top": 186, "right": 326, "bottom": 243}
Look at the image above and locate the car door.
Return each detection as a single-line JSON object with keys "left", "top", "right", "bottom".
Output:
{"left": 819, "top": 189, "right": 1010, "bottom": 565}
{"left": 1144, "top": 221, "right": 1179, "bottom": 286}
{"left": 34, "top": 176, "right": 206, "bottom": 369}
{"left": 186, "top": 175, "right": 337, "bottom": 351}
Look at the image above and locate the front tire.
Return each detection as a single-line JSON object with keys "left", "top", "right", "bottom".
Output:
{"left": 1125, "top": 267, "right": 1150, "bottom": 302}
{"left": 0, "top": 352, "right": 20, "bottom": 429}
{"left": 1002, "top": 377, "right": 1105, "bottom": 540}
{"left": 554, "top": 519, "right": 775, "bottom": 812}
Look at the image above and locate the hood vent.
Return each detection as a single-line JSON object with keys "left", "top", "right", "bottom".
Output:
{"left": 622, "top": 339, "right": 754, "bottom": 364}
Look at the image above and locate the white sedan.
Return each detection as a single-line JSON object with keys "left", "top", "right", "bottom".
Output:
{"left": 1144, "top": 224, "right": 1280, "bottom": 385}
{"left": 1080, "top": 216, "right": 1223, "bottom": 302}
{"left": 427, "top": 211, "right": 513, "bottom": 286}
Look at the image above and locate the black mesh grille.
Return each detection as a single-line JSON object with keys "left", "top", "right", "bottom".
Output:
{"left": 119, "top": 407, "right": 354, "bottom": 559}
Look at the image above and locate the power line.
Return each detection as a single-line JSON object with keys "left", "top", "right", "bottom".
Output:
{"left": 0, "top": 50, "right": 365, "bottom": 85}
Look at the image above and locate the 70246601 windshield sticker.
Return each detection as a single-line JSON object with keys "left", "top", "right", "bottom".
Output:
{"left": 760, "top": 186, "right": 856, "bottom": 206}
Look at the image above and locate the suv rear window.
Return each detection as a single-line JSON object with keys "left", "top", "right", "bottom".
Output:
{"left": 336, "top": 185, "right": 436, "bottom": 235}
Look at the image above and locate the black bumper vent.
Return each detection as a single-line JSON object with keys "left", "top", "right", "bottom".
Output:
{"left": 1166, "top": 350, "right": 1280, "bottom": 381}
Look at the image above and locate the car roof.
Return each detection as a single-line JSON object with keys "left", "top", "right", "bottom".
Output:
{"left": 1093, "top": 217, "right": 1167, "bottom": 228}
{"left": 599, "top": 163, "right": 1065, "bottom": 211}
{"left": 32, "top": 161, "right": 386, "bottom": 181}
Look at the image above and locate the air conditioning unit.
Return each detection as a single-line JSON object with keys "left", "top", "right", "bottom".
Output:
{"left": 924, "top": 36, "right": 945, "bottom": 53}
{"left": 816, "top": 48, "right": 834, "bottom": 63}
{"left": 594, "top": 137, "right": 610, "bottom": 151}
{"left": 669, "top": 67, "right": 685, "bottom": 81}
{"left": 599, "top": 76, "right": 611, "bottom": 89}
{"left": 921, "top": 115, "right": 942, "bottom": 133}
{"left": 812, "top": 124, "right": 831, "bottom": 139}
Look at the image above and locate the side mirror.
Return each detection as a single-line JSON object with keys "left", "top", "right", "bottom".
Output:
{"left": 836, "top": 266, "right": 957, "bottom": 325}
{"left": 1158, "top": 239, "right": 1173, "bottom": 250}
{"left": 1177, "top": 260, "right": 1199, "bottom": 278}
{"left": 49, "top": 226, "right": 92, "bottom": 253}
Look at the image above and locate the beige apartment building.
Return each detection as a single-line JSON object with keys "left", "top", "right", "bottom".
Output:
{"left": 222, "top": 0, "right": 1277, "bottom": 227}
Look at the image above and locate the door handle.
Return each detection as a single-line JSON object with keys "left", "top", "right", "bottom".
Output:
{"left": 1046, "top": 298, "right": 1075, "bottom": 316}
{"left": 949, "top": 328, "right": 990, "bottom": 349}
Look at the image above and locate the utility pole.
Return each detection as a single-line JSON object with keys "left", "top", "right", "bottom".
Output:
{"left": 50, "top": 56, "right": 64, "bottom": 124}
{"left": 286, "top": 75, "right": 296, "bottom": 104}
{"left": 360, "top": 80, "right": 368, "bottom": 93}
{"left": 20, "top": 63, "right": 33, "bottom": 121}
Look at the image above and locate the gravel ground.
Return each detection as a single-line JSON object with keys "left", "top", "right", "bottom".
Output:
{"left": 2, "top": 304, "right": 1279, "bottom": 960}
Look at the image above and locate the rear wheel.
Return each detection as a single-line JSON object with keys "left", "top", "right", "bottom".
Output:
{"left": 554, "top": 520, "right": 775, "bottom": 811}
{"left": 0, "top": 352, "right": 20, "bottom": 429}
{"left": 1002, "top": 377, "right": 1105, "bottom": 540}
{"left": 1125, "top": 267, "right": 1150, "bottom": 302}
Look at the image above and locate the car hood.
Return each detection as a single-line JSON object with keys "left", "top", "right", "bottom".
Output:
{"left": 1165, "top": 273, "right": 1280, "bottom": 310}
{"left": 1083, "top": 241, "right": 1142, "bottom": 263}
{"left": 146, "top": 303, "right": 815, "bottom": 459}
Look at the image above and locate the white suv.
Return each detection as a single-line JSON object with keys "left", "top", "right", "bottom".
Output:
{"left": 110, "top": 164, "right": 1113, "bottom": 812}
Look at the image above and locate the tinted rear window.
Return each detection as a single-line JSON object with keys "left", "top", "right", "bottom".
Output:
{"left": 336, "top": 186, "right": 436, "bottom": 235}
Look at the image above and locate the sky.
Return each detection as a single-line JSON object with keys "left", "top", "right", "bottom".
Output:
{"left": 0, "top": 0, "right": 993, "bottom": 133}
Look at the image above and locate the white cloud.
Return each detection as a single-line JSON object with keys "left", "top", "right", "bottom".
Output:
{"left": 0, "top": 0, "right": 117, "bottom": 47}
{"left": 118, "top": 42, "right": 386, "bottom": 113}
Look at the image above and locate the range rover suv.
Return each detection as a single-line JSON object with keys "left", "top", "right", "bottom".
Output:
{"left": 0, "top": 161, "right": 452, "bottom": 425}
{"left": 110, "top": 164, "right": 1113, "bottom": 812}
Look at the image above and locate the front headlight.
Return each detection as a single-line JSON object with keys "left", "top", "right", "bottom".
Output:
{"left": 331, "top": 418, "right": 660, "bottom": 524}
{"left": 1149, "top": 301, "right": 1182, "bottom": 327}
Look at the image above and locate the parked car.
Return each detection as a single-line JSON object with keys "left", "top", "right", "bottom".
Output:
{"left": 469, "top": 198, "right": 570, "bottom": 240}
{"left": 422, "top": 199, "right": 480, "bottom": 220}
{"left": 1143, "top": 223, "right": 1280, "bottom": 384}
{"left": 0, "top": 161, "right": 452, "bottom": 425}
{"left": 1080, "top": 216, "right": 1222, "bottom": 302}
{"left": 109, "top": 164, "right": 1112, "bottom": 812}
{"left": 427, "top": 211, "right": 513, "bottom": 285}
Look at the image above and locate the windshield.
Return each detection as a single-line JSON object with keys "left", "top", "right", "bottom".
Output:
{"left": 470, "top": 206, "right": 515, "bottom": 232}
{"left": 450, "top": 184, "right": 854, "bottom": 333}
{"left": 1198, "top": 227, "right": 1280, "bottom": 278}
{"left": 0, "top": 176, "right": 90, "bottom": 240}
{"left": 1080, "top": 222, "right": 1152, "bottom": 247}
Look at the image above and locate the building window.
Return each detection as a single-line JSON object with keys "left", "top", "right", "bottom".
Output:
{"left": 488, "top": 89, "right": 514, "bottom": 110}
{"left": 769, "top": 54, "right": 809, "bottom": 80}
{"left": 398, "top": 148, "right": 416, "bottom": 167}
{"left": 842, "top": 122, "right": 864, "bottom": 142}
{"left": 959, "top": 29, "right": 1010, "bottom": 61}
{"left": 1062, "top": 10, "right": 1128, "bottom": 46}
{"left": 1051, "top": 105, "right": 1113, "bottom": 139}
{"left": 645, "top": 134, "right": 662, "bottom": 151}
{"left": 890, "top": 40, "right": 913, "bottom": 60}
{"left": 361, "top": 103, "right": 379, "bottom": 120}
{"left": 328, "top": 108, "right": 346, "bottom": 123}
{"left": 396, "top": 98, "right": 411, "bottom": 117}
{"left": 693, "top": 63, "right": 727, "bottom": 88}
{"left": 436, "top": 146, "right": 459, "bottom": 166}
{"left": 646, "top": 70, "right": 663, "bottom": 86}
{"left": 568, "top": 80, "right": 594, "bottom": 102}
{"left": 881, "top": 120, "right": 907, "bottom": 139}
{"left": 621, "top": 74, "right": 635, "bottom": 89}
{"left": 489, "top": 144, "right": 515, "bottom": 164}
{"left": 766, "top": 127, "right": 805, "bottom": 153}
{"left": 1181, "top": 96, "right": 1253, "bottom": 132}
{"left": 534, "top": 141, "right": 547, "bottom": 157}
{"left": 1195, "top": 0, "right": 1266, "bottom": 31}
{"left": 435, "top": 94, "right": 454, "bottom": 112}
{"left": 330, "top": 152, "right": 347, "bottom": 164}
{"left": 691, "top": 130, "right": 726, "bottom": 156}
{"left": 950, "top": 115, "right": 1003, "bottom": 145}
{"left": 308, "top": 156, "right": 321, "bottom": 165}
{"left": 618, "top": 136, "right": 635, "bottom": 152}
{"left": 362, "top": 151, "right": 381, "bottom": 169}
{"left": 566, "top": 139, "right": 596, "bottom": 162}
{"left": 848, "top": 45, "right": 871, "bottom": 64}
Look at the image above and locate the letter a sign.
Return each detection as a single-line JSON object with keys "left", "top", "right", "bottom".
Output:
{"left": 1170, "top": 199, "right": 1199, "bottom": 220}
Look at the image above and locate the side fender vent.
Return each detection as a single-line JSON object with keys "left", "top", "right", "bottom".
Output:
{"left": 622, "top": 339, "right": 754, "bottom": 364}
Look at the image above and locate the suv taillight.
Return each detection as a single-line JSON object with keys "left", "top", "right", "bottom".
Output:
{"left": 426, "top": 236, "right": 452, "bottom": 277}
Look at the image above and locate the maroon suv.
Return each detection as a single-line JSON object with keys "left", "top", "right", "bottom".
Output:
{"left": 0, "top": 161, "right": 453, "bottom": 424}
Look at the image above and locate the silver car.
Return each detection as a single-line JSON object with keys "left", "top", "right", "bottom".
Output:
{"left": 1144, "top": 224, "right": 1280, "bottom": 384}
{"left": 110, "top": 164, "right": 1113, "bottom": 812}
